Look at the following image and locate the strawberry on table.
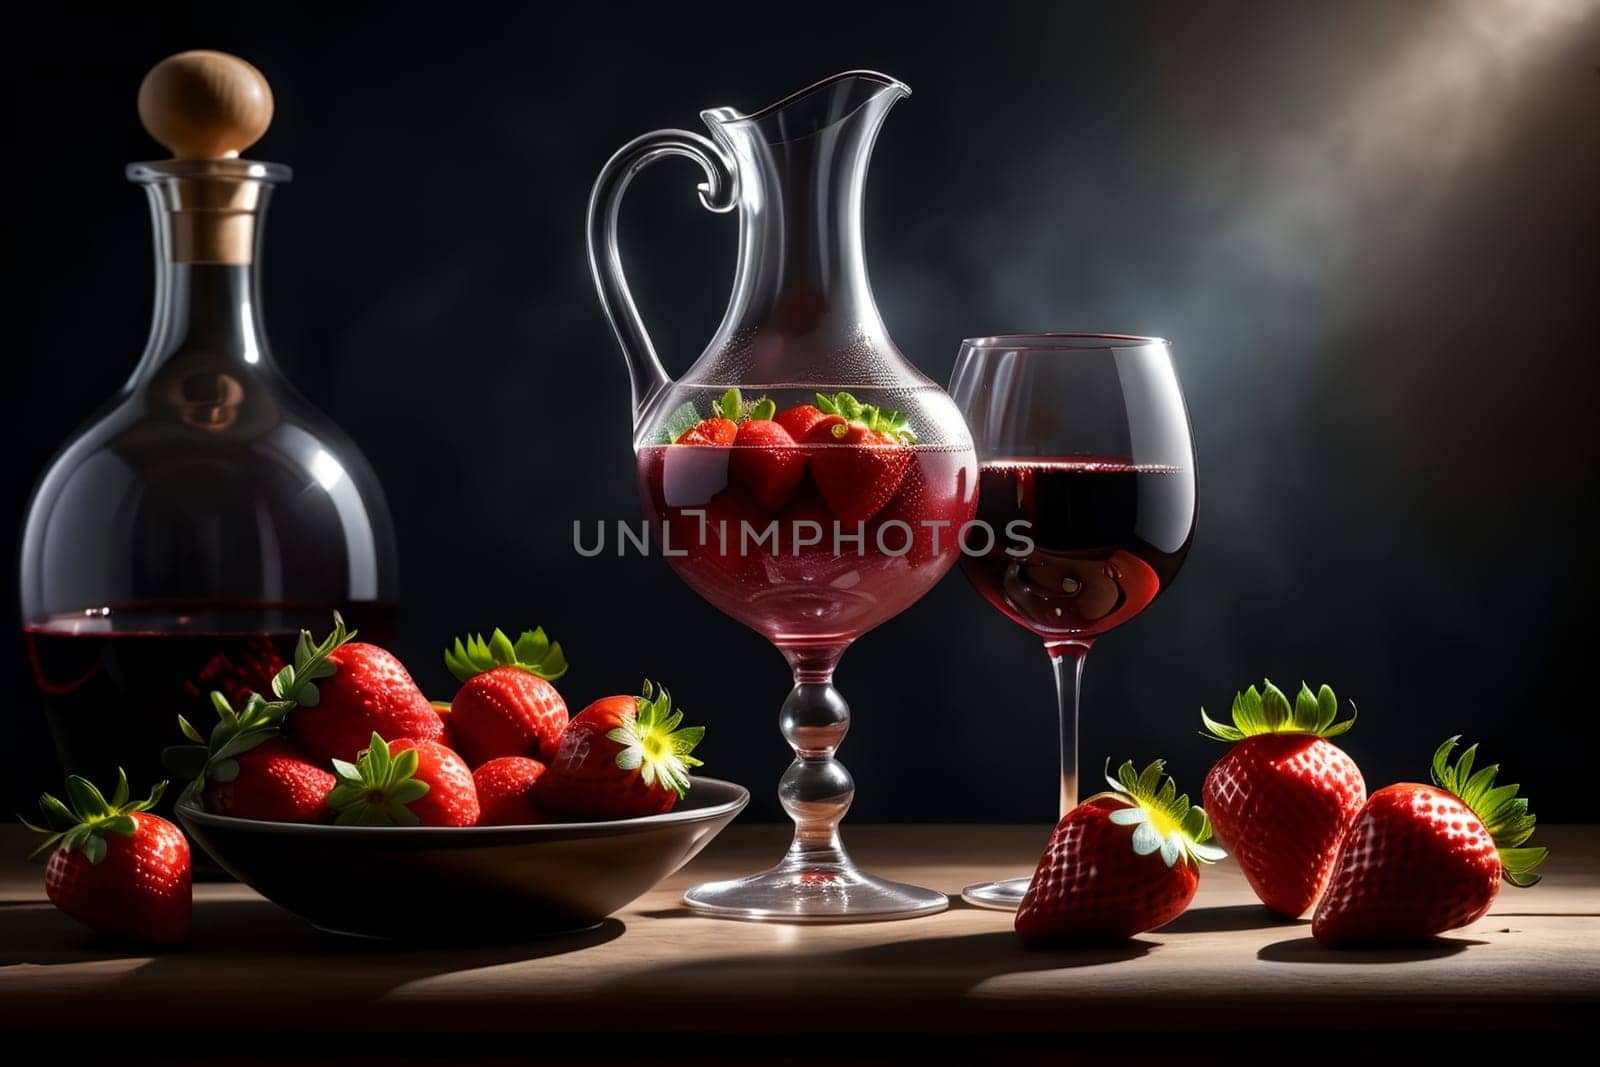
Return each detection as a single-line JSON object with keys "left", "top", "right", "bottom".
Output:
{"left": 326, "top": 733, "right": 480, "bottom": 827}
{"left": 23, "top": 771, "right": 190, "bottom": 945}
{"left": 804, "top": 391, "right": 916, "bottom": 523}
{"left": 202, "top": 738, "right": 335, "bottom": 823}
{"left": 286, "top": 630, "right": 442, "bottom": 765}
{"left": 443, "top": 627, "right": 569, "bottom": 766}
{"left": 1015, "top": 758, "right": 1225, "bottom": 945}
{"left": 532, "top": 680, "right": 706, "bottom": 820}
{"left": 1200, "top": 680, "right": 1366, "bottom": 917}
{"left": 1312, "top": 737, "right": 1547, "bottom": 947}
{"left": 728, "top": 396, "right": 806, "bottom": 511}
{"left": 473, "top": 756, "right": 548, "bottom": 826}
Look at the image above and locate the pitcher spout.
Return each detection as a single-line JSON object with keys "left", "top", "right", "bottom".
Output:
{"left": 701, "top": 70, "right": 909, "bottom": 143}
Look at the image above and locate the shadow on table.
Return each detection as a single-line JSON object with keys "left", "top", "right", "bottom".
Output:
{"left": 600, "top": 929, "right": 1154, "bottom": 1004}
{"left": 0, "top": 896, "right": 622, "bottom": 1001}
{"left": 1159, "top": 903, "right": 1305, "bottom": 934}
{"left": 1257, "top": 934, "right": 1485, "bottom": 964}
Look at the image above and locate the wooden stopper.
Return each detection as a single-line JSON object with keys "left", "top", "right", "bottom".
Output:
{"left": 138, "top": 50, "right": 273, "bottom": 160}
{"left": 136, "top": 51, "right": 275, "bottom": 264}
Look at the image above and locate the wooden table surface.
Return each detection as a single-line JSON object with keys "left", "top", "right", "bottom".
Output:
{"left": 1, "top": 823, "right": 1595, "bottom": 1033}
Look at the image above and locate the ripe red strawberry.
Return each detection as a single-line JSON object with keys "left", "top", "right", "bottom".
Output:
{"left": 202, "top": 738, "right": 335, "bottom": 823}
{"left": 695, "top": 487, "right": 771, "bottom": 584}
{"left": 326, "top": 733, "right": 480, "bottom": 826}
{"left": 443, "top": 627, "right": 568, "bottom": 766}
{"left": 532, "top": 681, "right": 706, "bottom": 819}
{"left": 728, "top": 408, "right": 805, "bottom": 511}
{"left": 1016, "top": 759, "right": 1225, "bottom": 944}
{"left": 287, "top": 641, "right": 442, "bottom": 764}
{"left": 1200, "top": 680, "right": 1366, "bottom": 917}
{"left": 804, "top": 391, "right": 916, "bottom": 523}
{"left": 673, "top": 387, "right": 745, "bottom": 447}
{"left": 23, "top": 771, "right": 190, "bottom": 945}
{"left": 1312, "top": 737, "right": 1547, "bottom": 946}
{"left": 473, "top": 757, "right": 548, "bottom": 826}
{"left": 774, "top": 403, "right": 832, "bottom": 442}
{"left": 166, "top": 616, "right": 356, "bottom": 807}
{"left": 676, "top": 417, "right": 737, "bottom": 446}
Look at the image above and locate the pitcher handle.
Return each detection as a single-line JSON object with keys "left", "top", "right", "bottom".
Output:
{"left": 586, "top": 129, "right": 737, "bottom": 422}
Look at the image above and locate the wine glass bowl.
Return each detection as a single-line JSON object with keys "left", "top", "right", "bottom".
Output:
{"left": 949, "top": 334, "right": 1196, "bottom": 908}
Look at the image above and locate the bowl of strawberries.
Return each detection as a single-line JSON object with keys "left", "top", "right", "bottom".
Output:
{"left": 165, "top": 617, "right": 748, "bottom": 939}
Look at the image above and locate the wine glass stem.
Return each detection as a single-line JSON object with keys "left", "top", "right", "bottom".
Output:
{"left": 1046, "top": 641, "right": 1091, "bottom": 818}
{"left": 779, "top": 645, "right": 853, "bottom": 867}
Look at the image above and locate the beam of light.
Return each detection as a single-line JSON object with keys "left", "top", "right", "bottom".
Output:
{"left": 1207, "top": 0, "right": 1597, "bottom": 295}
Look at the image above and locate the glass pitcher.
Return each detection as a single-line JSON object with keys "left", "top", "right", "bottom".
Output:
{"left": 589, "top": 71, "right": 977, "bottom": 920}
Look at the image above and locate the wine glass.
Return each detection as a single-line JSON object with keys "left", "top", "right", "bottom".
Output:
{"left": 948, "top": 334, "right": 1196, "bottom": 909}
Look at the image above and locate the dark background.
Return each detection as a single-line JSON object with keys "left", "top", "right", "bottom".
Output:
{"left": 5, "top": 1, "right": 1597, "bottom": 823}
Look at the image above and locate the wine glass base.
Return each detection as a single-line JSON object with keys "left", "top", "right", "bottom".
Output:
{"left": 960, "top": 875, "right": 1032, "bottom": 911}
{"left": 684, "top": 863, "right": 948, "bottom": 923}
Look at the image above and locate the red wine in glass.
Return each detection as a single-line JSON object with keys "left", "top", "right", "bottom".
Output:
{"left": 949, "top": 334, "right": 1197, "bottom": 910}
{"left": 22, "top": 602, "right": 397, "bottom": 820}
{"left": 961, "top": 458, "right": 1192, "bottom": 640}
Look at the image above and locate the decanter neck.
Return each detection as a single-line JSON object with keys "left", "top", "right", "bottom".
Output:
{"left": 129, "top": 262, "right": 273, "bottom": 383}
{"left": 125, "top": 162, "right": 287, "bottom": 384}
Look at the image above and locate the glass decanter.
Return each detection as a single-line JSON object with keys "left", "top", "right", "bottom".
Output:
{"left": 18, "top": 52, "right": 398, "bottom": 807}
{"left": 589, "top": 71, "right": 976, "bottom": 921}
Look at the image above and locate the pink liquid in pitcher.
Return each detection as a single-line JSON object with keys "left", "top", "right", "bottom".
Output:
{"left": 638, "top": 444, "right": 975, "bottom": 649}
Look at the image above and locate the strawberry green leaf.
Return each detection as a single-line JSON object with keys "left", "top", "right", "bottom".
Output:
{"left": 1104, "top": 757, "right": 1224, "bottom": 868}
{"left": 1315, "top": 684, "right": 1338, "bottom": 733}
{"left": 489, "top": 628, "right": 516, "bottom": 667}
{"left": 604, "top": 680, "right": 707, "bottom": 798}
{"left": 445, "top": 627, "right": 567, "bottom": 683}
{"left": 750, "top": 397, "right": 777, "bottom": 421}
{"left": 65, "top": 776, "right": 110, "bottom": 820}
{"left": 325, "top": 732, "right": 432, "bottom": 827}
{"left": 109, "top": 769, "right": 130, "bottom": 809}
{"left": 392, "top": 780, "right": 429, "bottom": 804}
{"left": 1260, "top": 680, "right": 1291, "bottom": 730}
{"left": 269, "top": 613, "right": 354, "bottom": 705}
{"left": 660, "top": 401, "right": 703, "bottom": 444}
{"left": 1197, "top": 707, "right": 1244, "bottom": 742}
{"left": 1498, "top": 847, "right": 1550, "bottom": 888}
{"left": 101, "top": 814, "right": 137, "bottom": 837}
{"left": 813, "top": 391, "right": 918, "bottom": 442}
{"left": 1429, "top": 736, "right": 1548, "bottom": 886}
{"left": 25, "top": 770, "right": 167, "bottom": 865}
{"left": 1201, "top": 679, "right": 1357, "bottom": 741}
{"left": 177, "top": 715, "right": 206, "bottom": 745}
{"left": 36, "top": 794, "right": 78, "bottom": 832}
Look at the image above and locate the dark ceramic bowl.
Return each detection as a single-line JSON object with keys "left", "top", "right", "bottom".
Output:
{"left": 177, "top": 777, "right": 748, "bottom": 940}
